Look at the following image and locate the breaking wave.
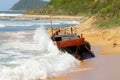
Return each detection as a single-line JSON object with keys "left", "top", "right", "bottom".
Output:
{"left": 0, "top": 26, "right": 79, "bottom": 80}
{"left": 0, "top": 24, "right": 5, "bottom": 28}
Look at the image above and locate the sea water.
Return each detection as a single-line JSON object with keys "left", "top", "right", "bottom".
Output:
{"left": 0, "top": 14, "right": 81, "bottom": 80}
{"left": 0, "top": 10, "right": 25, "bottom": 16}
{"left": 0, "top": 27, "right": 80, "bottom": 80}
{"left": 0, "top": 18, "right": 80, "bottom": 32}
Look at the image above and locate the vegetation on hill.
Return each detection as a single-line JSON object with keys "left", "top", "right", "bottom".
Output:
{"left": 11, "top": 0, "right": 49, "bottom": 10}
{"left": 26, "top": 0, "right": 120, "bottom": 27}
{"left": 26, "top": 0, "right": 94, "bottom": 15}
{"left": 96, "top": 0, "right": 120, "bottom": 27}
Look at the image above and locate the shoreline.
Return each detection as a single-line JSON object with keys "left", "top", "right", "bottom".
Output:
{"left": 1, "top": 14, "right": 120, "bottom": 80}
{"left": 0, "top": 15, "right": 85, "bottom": 20}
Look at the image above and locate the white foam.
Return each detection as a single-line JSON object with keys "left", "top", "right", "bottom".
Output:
{"left": 0, "top": 13, "right": 22, "bottom": 16}
{"left": 0, "top": 21, "right": 60, "bottom": 28}
{"left": 0, "top": 26, "right": 80, "bottom": 80}
{"left": 0, "top": 24, "right": 5, "bottom": 28}
{"left": 1, "top": 22, "right": 34, "bottom": 27}
{"left": 64, "top": 21, "right": 80, "bottom": 24}
{"left": 40, "top": 22, "right": 60, "bottom": 25}
{"left": 33, "top": 26, "right": 59, "bottom": 54}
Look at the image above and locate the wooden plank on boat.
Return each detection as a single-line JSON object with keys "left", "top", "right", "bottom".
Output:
{"left": 56, "top": 38, "right": 84, "bottom": 48}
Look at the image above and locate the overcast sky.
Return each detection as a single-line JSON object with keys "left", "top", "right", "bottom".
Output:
{"left": 0, "top": 0, "right": 50, "bottom": 11}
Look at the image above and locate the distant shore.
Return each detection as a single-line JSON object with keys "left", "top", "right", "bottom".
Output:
{"left": 0, "top": 14, "right": 85, "bottom": 20}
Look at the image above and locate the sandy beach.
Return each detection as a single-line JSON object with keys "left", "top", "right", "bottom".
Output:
{"left": 46, "top": 15, "right": 120, "bottom": 80}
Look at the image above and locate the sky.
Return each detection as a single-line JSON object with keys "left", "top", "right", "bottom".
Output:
{"left": 0, "top": 0, "right": 50, "bottom": 11}
{"left": 0, "top": 0, "right": 19, "bottom": 11}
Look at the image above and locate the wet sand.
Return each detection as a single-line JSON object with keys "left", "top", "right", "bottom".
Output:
{"left": 67, "top": 54, "right": 120, "bottom": 80}
{"left": 44, "top": 46, "right": 120, "bottom": 80}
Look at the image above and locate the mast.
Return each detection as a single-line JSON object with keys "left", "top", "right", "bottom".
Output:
{"left": 50, "top": 15, "right": 53, "bottom": 36}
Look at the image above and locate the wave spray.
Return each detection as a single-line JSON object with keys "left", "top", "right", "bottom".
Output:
{"left": 0, "top": 26, "right": 79, "bottom": 80}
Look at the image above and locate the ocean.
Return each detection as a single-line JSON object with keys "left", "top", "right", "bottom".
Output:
{"left": 0, "top": 10, "right": 25, "bottom": 16}
{"left": 0, "top": 11, "right": 80, "bottom": 80}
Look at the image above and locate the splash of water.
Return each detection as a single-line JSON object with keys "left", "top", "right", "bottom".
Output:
{"left": 33, "top": 26, "right": 59, "bottom": 55}
{"left": 0, "top": 24, "right": 5, "bottom": 28}
{"left": 0, "top": 26, "right": 79, "bottom": 80}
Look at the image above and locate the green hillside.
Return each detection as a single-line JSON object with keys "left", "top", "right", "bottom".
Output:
{"left": 96, "top": 0, "right": 120, "bottom": 27}
{"left": 11, "top": 0, "right": 49, "bottom": 10}
{"left": 26, "top": 0, "right": 94, "bottom": 15}
{"left": 26, "top": 0, "right": 120, "bottom": 27}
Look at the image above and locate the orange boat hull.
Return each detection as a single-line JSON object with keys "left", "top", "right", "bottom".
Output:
{"left": 56, "top": 38, "right": 85, "bottom": 48}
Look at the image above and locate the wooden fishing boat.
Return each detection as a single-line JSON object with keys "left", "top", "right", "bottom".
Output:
{"left": 49, "top": 16, "right": 95, "bottom": 60}
{"left": 52, "top": 33, "right": 95, "bottom": 60}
